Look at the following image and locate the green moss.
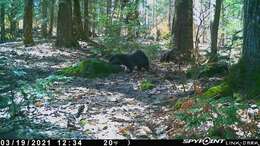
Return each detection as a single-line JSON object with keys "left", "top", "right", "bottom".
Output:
{"left": 202, "top": 83, "right": 232, "bottom": 99}
{"left": 58, "top": 59, "right": 122, "bottom": 78}
{"left": 174, "top": 100, "right": 183, "bottom": 110}
{"left": 140, "top": 80, "right": 155, "bottom": 91}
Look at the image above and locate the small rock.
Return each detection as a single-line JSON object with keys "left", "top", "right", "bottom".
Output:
{"left": 212, "top": 112, "right": 218, "bottom": 118}
{"left": 247, "top": 108, "right": 259, "bottom": 118}
{"left": 103, "top": 126, "right": 108, "bottom": 130}
{"left": 136, "top": 126, "right": 152, "bottom": 138}
{"left": 155, "top": 125, "right": 167, "bottom": 134}
{"left": 257, "top": 122, "right": 260, "bottom": 129}
{"left": 250, "top": 104, "right": 258, "bottom": 109}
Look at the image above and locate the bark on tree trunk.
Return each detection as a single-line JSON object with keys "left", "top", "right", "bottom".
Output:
{"left": 0, "top": 4, "right": 5, "bottom": 42}
{"left": 242, "top": 0, "right": 260, "bottom": 96}
{"left": 210, "top": 0, "right": 223, "bottom": 62}
{"left": 41, "top": 0, "right": 48, "bottom": 38}
{"left": 83, "top": 0, "right": 89, "bottom": 40}
{"left": 48, "top": 0, "right": 54, "bottom": 37}
{"left": 10, "top": 20, "right": 17, "bottom": 39}
{"left": 73, "top": 0, "right": 84, "bottom": 40}
{"left": 23, "top": 0, "right": 34, "bottom": 46}
{"left": 169, "top": 0, "right": 193, "bottom": 63}
{"left": 9, "top": 0, "right": 18, "bottom": 39}
{"left": 106, "top": 0, "right": 112, "bottom": 35}
{"left": 56, "top": 0, "right": 78, "bottom": 47}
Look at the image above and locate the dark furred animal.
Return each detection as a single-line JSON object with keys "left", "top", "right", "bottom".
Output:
{"left": 109, "top": 50, "right": 149, "bottom": 72}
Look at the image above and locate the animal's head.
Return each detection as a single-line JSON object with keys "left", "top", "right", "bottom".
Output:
{"left": 109, "top": 54, "right": 122, "bottom": 65}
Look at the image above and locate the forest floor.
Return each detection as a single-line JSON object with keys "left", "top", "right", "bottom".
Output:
{"left": 0, "top": 42, "right": 258, "bottom": 139}
{"left": 0, "top": 41, "right": 235, "bottom": 139}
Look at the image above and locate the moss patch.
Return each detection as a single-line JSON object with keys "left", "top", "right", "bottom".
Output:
{"left": 58, "top": 59, "right": 122, "bottom": 78}
{"left": 139, "top": 80, "right": 155, "bottom": 91}
{"left": 202, "top": 83, "right": 232, "bottom": 99}
{"left": 174, "top": 100, "right": 183, "bottom": 110}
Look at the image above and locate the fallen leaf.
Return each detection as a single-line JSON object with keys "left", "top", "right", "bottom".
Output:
{"left": 180, "top": 99, "right": 194, "bottom": 111}
{"left": 35, "top": 101, "right": 44, "bottom": 107}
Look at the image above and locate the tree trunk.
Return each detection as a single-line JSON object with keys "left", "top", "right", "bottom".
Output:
{"left": 41, "top": 0, "right": 48, "bottom": 38}
{"left": 48, "top": 0, "right": 54, "bottom": 37}
{"left": 106, "top": 0, "right": 112, "bottom": 34}
{"left": 242, "top": 0, "right": 260, "bottom": 96}
{"left": 168, "top": 0, "right": 172, "bottom": 31}
{"left": 56, "top": 0, "right": 78, "bottom": 47}
{"left": 210, "top": 0, "right": 223, "bottom": 62}
{"left": 10, "top": 20, "right": 17, "bottom": 39}
{"left": 169, "top": 0, "right": 193, "bottom": 63}
{"left": 83, "top": 0, "right": 89, "bottom": 40}
{"left": 113, "top": 0, "right": 121, "bottom": 36}
{"left": 0, "top": 4, "right": 5, "bottom": 42}
{"left": 143, "top": 0, "right": 147, "bottom": 27}
{"left": 126, "top": 0, "right": 139, "bottom": 39}
{"left": 9, "top": 0, "right": 18, "bottom": 39}
{"left": 91, "top": 0, "right": 96, "bottom": 37}
{"left": 73, "top": 0, "right": 84, "bottom": 40}
{"left": 23, "top": 0, "right": 34, "bottom": 46}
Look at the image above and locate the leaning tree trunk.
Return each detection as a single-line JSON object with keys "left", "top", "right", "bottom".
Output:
{"left": 41, "top": 0, "right": 48, "bottom": 38}
{"left": 23, "top": 0, "right": 34, "bottom": 46}
{"left": 169, "top": 0, "right": 193, "bottom": 63}
{"left": 56, "top": 0, "right": 78, "bottom": 48}
{"left": 73, "top": 0, "right": 84, "bottom": 40}
{"left": 210, "top": 0, "right": 223, "bottom": 62}
{"left": 242, "top": 0, "right": 260, "bottom": 96}
{"left": 0, "top": 4, "right": 5, "bottom": 42}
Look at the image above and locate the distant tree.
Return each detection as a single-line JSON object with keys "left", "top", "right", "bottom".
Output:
{"left": 0, "top": 3, "right": 5, "bottom": 42}
{"left": 8, "top": 0, "right": 19, "bottom": 39}
{"left": 83, "top": 0, "right": 90, "bottom": 40}
{"left": 168, "top": 0, "right": 193, "bottom": 63}
{"left": 41, "top": 0, "right": 48, "bottom": 38}
{"left": 48, "top": 0, "right": 55, "bottom": 37}
{"left": 73, "top": 0, "right": 84, "bottom": 40}
{"left": 106, "top": 0, "right": 112, "bottom": 35}
{"left": 241, "top": 0, "right": 260, "bottom": 96}
{"left": 91, "top": 0, "right": 97, "bottom": 37}
{"left": 23, "top": 0, "right": 34, "bottom": 46}
{"left": 210, "top": 0, "right": 223, "bottom": 62}
{"left": 168, "top": 0, "right": 174, "bottom": 33}
{"left": 56, "top": 0, "right": 78, "bottom": 47}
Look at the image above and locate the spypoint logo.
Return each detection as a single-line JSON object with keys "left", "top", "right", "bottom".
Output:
{"left": 183, "top": 137, "right": 225, "bottom": 145}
